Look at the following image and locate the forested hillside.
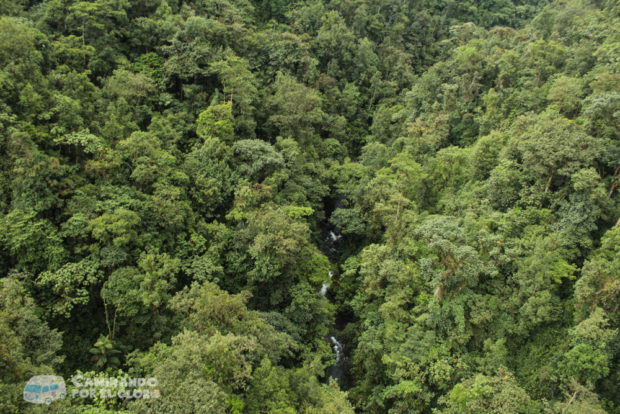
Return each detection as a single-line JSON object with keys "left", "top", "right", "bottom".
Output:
{"left": 1, "top": 0, "right": 619, "bottom": 412}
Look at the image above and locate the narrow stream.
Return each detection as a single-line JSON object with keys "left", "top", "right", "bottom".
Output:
{"left": 320, "top": 271, "right": 348, "bottom": 387}
{"left": 320, "top": 201, "right": 349, "bottom": 388}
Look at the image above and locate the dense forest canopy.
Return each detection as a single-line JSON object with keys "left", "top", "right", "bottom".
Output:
{"left": 0, "top": 0, "right": 619, "bottom": 412}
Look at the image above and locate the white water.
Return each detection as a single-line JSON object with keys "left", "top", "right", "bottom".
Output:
{"left": 323, "top": 273, "right": 344, "bottom": 366}
{"left": 330, "top": 336, "right": 344, "bottom": 363}
{"left": 321, "top": 223, "right": 348, "bottom": 387}
{"left": 320, "top": 271, "right": 333, "bottom": 297}
{"left": 320, "top": 283, "right": 329, "bottom": 296}
{"left": 329, "top": 231, "right": 342, "bottom": 242}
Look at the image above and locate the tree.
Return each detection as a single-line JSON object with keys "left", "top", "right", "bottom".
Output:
{"left": 37, "top": 257, "right": 102, "bottom": 317}
{"left": 183, "top": 137, "right": 235, "bottom": 218}
{"left": 210, "top": 54, "right": 258, "bottom": 136}
{"left": 196, "top": 102, "right": 235, "bottom": 143}
{"left": 0, "top": 274, "right": 63, "bottom": 412}
{"left": 231, "top": 139, "right": 284, "bottom": 183}
{"left": 441, "top": 370, "right": 534, "bottom": 414}
{"left": 574, "top": 226, "right": 620, "bottom": 324}
{"left": 1, "top": 208, "right": 65, "bottom": 273}
{"left": 267, "top": 73, "right": 324, "bottom": 144}
{"left": 547, "top": 75, "right": 584, "bottom": 118}
{"left": 507, "top": 113, "right": 604, "bottom": 194}
{"left": 558, "top": 308, "right": 617, "bottom": 385}
{"left": 0, "top": 17, "right": 46, "bottom": 102}
{"left": 65, "top": 0, "right": 131, "bottom": 76}
{"left": 415, "top": 216, "right": 493, "bottom": 305}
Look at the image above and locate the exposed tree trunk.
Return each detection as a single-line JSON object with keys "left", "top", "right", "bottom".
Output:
{"left": 562, "top": 389, "right": 579, "bottom": 414}
{"left": 82, "top": 22, "right": 87, "bottom": 67}
{"left": 394, "top": 198, "right": 401, "bottom": 228}
{"left": 178, "top": 78, "right": 184, "bottom": 100}
{"left": 609, "top": 165, "right": 619, "bottom": 197}
{"left": 451, "top": 281, "right": 468, "bottom": 299}
{"left": 434, "top": 284, "right": 444, "bottom": 302}
{"left": 545, "top": 170, "right": 555, "bottom": 193}
{"left": 368, "top": 79, "right": 378, "bottom": 112}
{"left": 104, "top": 301, "right": 112, "bottom": 340}
{"left": 111, "top": 308, "right": 117, "bottom": 341}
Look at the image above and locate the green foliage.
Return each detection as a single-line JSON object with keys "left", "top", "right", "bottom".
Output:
{"left": 196, "top": 102, "right": 235, "bottom": 142}
{"left": 89, "top": 335, "right": 122, "bottom": 369}
{"left": 0, "top": 274, "right": 63, "bottom": 412}
{"left": 267, "top": 72, "right": 324, "bottom": 143}
{"left": 127, "top": 282, "right": 351, "bottom": 413}
{"left": 0, "top": 0, "right": 618, "bottom": 412}
{"left": 442, "top": 370, "right": 534, "bottom": 413}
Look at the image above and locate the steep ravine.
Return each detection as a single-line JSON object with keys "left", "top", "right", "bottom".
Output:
{"left": 319, "top": 198, "right": 351, "bottom": 389}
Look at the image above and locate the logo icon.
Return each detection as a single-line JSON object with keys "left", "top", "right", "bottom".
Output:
{"left": 23, "top": 375, "right": 66, "bottom": 405}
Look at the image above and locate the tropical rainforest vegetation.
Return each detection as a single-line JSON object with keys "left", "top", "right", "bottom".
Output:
{"left": 0, "top": 0, "right": 619, "bottom": 412}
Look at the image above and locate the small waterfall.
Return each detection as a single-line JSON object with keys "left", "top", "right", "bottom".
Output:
{"left": 324, "top": 229, "right": 342, "bottom": 264}
{"left": 320, "top": 271, "right": 333, "bottom": 297}
{"left": 324, "top": 328, "right": 348, "bottom": 387}
{"left": 329, "top": 231, "right": 341, "bottom": 242}
{"left": 330, "top": 336, "right": 344, "bottom": 363}
{"left": 320, "top": 283, "right": 329, "bottom": 296}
